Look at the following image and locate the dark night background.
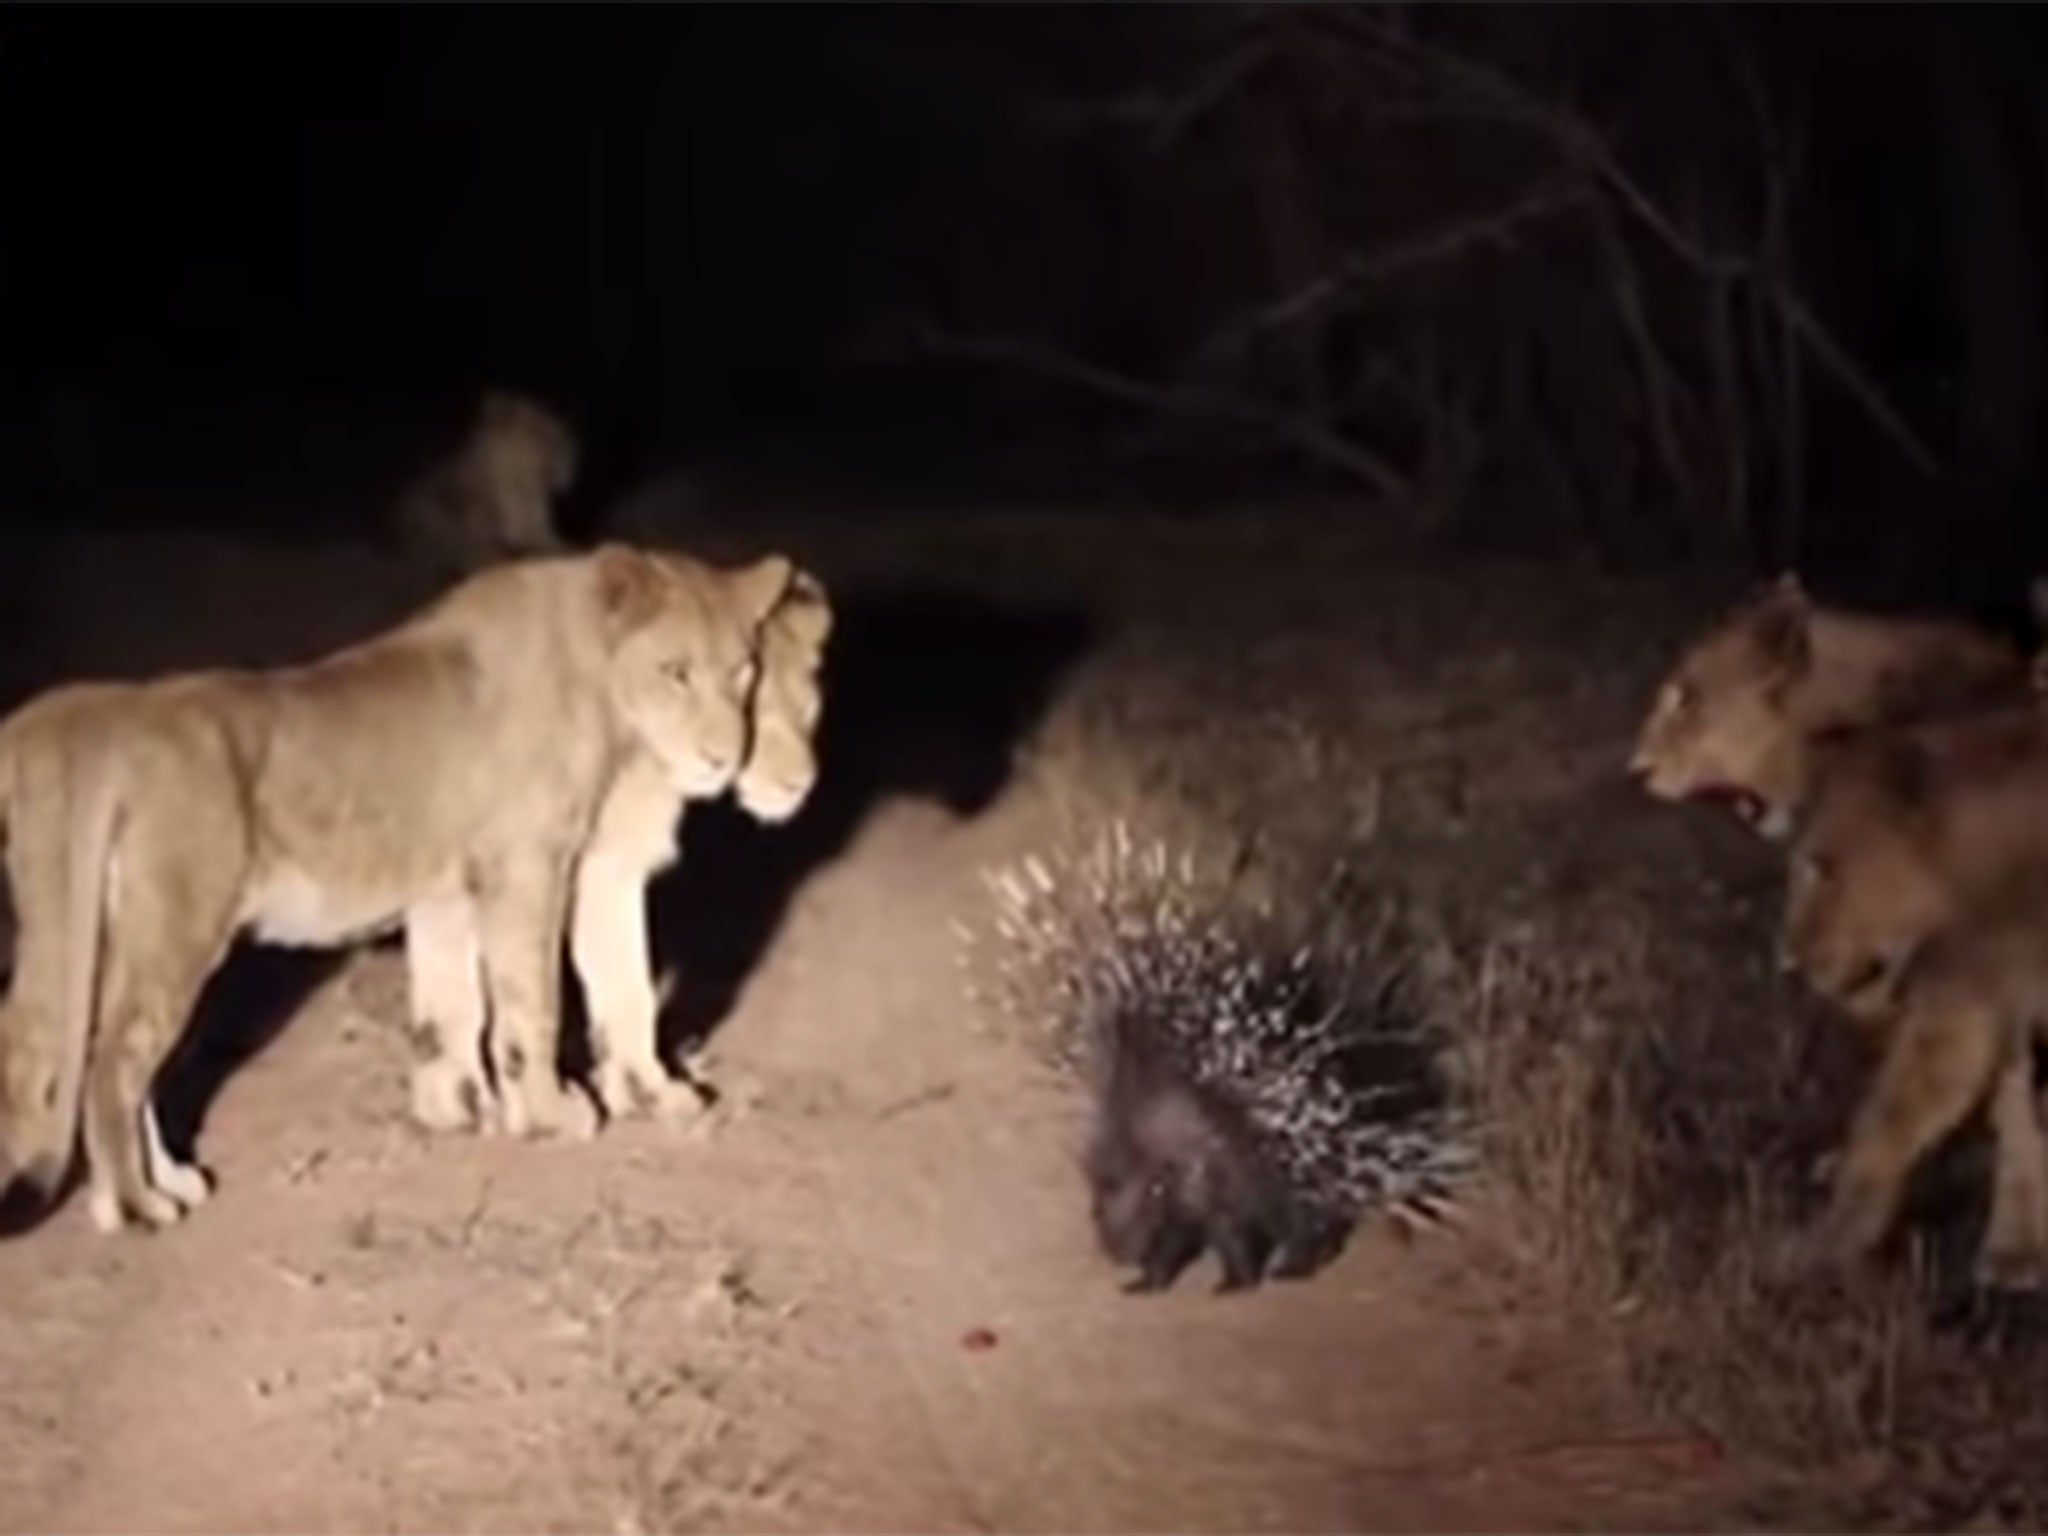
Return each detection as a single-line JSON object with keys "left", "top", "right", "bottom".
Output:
{"left": 5, "top": 4, "right": 2048, "bottom": 604}
{"left": 16, "top": 14, "right": 2048, "bottom": 1519}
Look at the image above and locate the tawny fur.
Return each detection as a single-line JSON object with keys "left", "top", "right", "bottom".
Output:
{"left": 0, "top": 543, "right": 793, "bottom": 1233}
{"left": 1629, "top": 572, "right": 2025, "bottom": 839}
{"left": 1785, "top": 892, "right": 2048, "bottom": 1293}
{"left": 412, "top": 567, "right": 834, "bottom": 1126}
{"left": 391, "top": 391, "right": 579, "bottom": 576}
{"left": 1779, "top": 721, "right": 2048, "bottom": 1289}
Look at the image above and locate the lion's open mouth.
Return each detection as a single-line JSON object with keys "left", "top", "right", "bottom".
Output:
{"left": 1695, "top": 783, "right": 1765, "bottom": 826}
{"left": 1834, "top": 954, "right": 1898, "bottom": 1012}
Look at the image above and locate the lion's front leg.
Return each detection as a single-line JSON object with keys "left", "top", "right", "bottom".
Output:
{"left": 1978, "top": 1042, "right": 2048, "bottom": 1293}
{"left": 474, "top": 849, "right": 599, "bottom": 1140}
{"left": 403, "top": 891, "right": 496, "bottom": 1134}
{"left": 571, "top": 846, "right": 703, "bottom": 1122}
{"left": 1800, "top": 990, "right": 2004, "bottom": 1278}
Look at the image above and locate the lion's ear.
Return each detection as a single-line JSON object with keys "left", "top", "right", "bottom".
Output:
{"left": 1752, "top": 573, "right": 1812, "bottom": 674}
{"left": 778, "top": 569, "right": 834, "bottom": 651}
{"left": 592, "top": 544, "right": 664, "bottom": 635}
{"left": 731, "top": 554, "right": 795, "bottom": 630}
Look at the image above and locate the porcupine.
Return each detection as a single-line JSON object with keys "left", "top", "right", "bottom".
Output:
{"left": 974, "top": 827, "right": 1473, "bottom": 1296}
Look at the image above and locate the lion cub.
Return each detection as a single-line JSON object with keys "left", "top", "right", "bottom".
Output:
{"left": 391, "top": 390, "right": 579, "bottom": 576}
{"left": 1779, "top": 718, "right": 2048, "bottom": 1287}
{"left": 1630, "top": 573, "right": 2025, "bottom": 839}
{"left": 0, "top": 544, "right": 792, "bottom": 1233}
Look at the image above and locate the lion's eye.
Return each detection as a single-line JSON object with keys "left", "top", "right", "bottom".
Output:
{"left": 663, "top": 661, "right": 693, "bottom": 687}
{"left": 1663, "top": 679, "right": 1696, "bottom": 716}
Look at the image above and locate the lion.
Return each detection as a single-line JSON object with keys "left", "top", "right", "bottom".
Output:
{"left": 0, "top": 543, "right": 793, "bottom": 1233}
{"left": 1629, "top": 572, "right": 2026, "bottom": 840}
{"left": 402, "top": 565, "right": 834, "bottom": 1128}
{"left": 1777, "top": 715, "right": 2048, "bottom": 1288}
{"left": 391, "top": 390, "right": 579, "bottom": 576}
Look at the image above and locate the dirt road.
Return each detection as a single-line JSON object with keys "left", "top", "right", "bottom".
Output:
{"left": 0, "top": 518, "right": 1751, "bottom": 1532}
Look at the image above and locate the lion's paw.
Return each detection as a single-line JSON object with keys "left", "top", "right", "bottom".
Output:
{"left": 410, "top": 1057, "right": 496, "bottom": 1135}
{"left": 1763, "top": 1221, "right": 1858, "bottom": 1292}
{"left": 150, "top": 1156, "right": 213, "bottom": 1210}
{"left": 1975, "top": 1238, "right": 2048, "bottom": 1296}
{"left": 503, "top": 1075, "right": 602, "bottom": 1141}
{"left": 87, "top": 1182, "right": 186, "bottom": 1236}
{"left": 595, "top": 1054, "right": 706, "bottom": 1123}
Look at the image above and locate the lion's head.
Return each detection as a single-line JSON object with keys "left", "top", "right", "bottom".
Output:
{"left": 1629, "top": 574, "right": 1818, "bottom": 838}
{"left": 593, "top": 545, "right": 793, "bottom": 800}
{"left": 736, "top": 569, "right": 834, "bottom": 824}
{"left": 467, "top": 391, "right": 579, "bottom": 557}
{"left": 1777, "top": 741, "right": 1951, "bottom": 1023}
{"left": 479, "top": 390, "right": 579, "bottom": 497}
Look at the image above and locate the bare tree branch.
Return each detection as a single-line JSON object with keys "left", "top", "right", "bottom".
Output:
{"left": 1327, "top": 7, "right": 1944, "bottom": 483}
{"left": 1180, "top": 176, "right": 1592, "bottom": 378}
{"left": 906, "top": 321, "right": 1414, "bottom": 503}
{"left": 1147, "top": 31, "right": 1278, "bottom": 149}
{"left": 1777, "top": 292, "right": 1937, "bottom": 478}
{"left": 1015, "top": 11, "right": 1276, "bottom": 143}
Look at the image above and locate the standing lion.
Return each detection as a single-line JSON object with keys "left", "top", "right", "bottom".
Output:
{"left": 0, "top": 543, "right": 793, "bottom": 1233}
{"left": 390, "top": 390, "right": 579, "bottom": 577}
{"left": 410, "top": 565, "right": 836, "bottom": 1129}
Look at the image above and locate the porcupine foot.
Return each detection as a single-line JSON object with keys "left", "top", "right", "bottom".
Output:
{"left": 1210, "top": 1222, "right": 1276, "bottom": 1294}
{"left": 1268, "top": 1211, "right": 1349, "bottom": 1282}
{"left": 1125, "top": 1220, "right": 1205, "bottom": 1294}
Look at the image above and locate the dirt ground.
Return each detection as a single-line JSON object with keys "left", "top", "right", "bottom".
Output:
{"left": 0, "top": 498, "right": 1771, "bottom": 1533}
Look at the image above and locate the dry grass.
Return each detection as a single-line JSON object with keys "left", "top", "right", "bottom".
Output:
{"left": 1488, "top": 898, "right": 2048, "bottom": 1523}
{"left": 1447, "top": 868, "right": 2048, "bottom": 1529}
{"left": 954, "top": 515, "right": 2048, "bottom": 1528}
{"left": 652, "top": 491, "right": 2048, "bottom": 1524}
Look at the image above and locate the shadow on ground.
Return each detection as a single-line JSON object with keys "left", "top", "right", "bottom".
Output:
{"left": 0, "top": 939, "right": 344, "bottom": 1239}
{"left": 154, "top": 945, "right": 352, "bottom": 1172}
{"left": 0, "top": 568, "right": 1095, "bottom": 1229}
{"left": 644, "top": 583, "right": 1096, "bottom": 1054}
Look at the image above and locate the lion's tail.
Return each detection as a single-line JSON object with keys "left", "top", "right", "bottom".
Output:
{"left": 0, "top": 729, "right": 119, "bottom": 1210}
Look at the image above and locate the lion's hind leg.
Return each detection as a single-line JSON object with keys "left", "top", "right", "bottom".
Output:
{"left": 81, "top": 811, "right": 241, "bottom": 1235}
{"left": 1975, "top": 1041, "right": 2048, "bottom": 1293}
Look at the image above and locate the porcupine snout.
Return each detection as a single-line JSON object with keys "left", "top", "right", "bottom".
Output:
{"left": 1085, "top": 1099, "right": 1211, "bottom": 1290}
{"left": 1086, "top": 1035, "right": 1302, "bottom": 1293}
